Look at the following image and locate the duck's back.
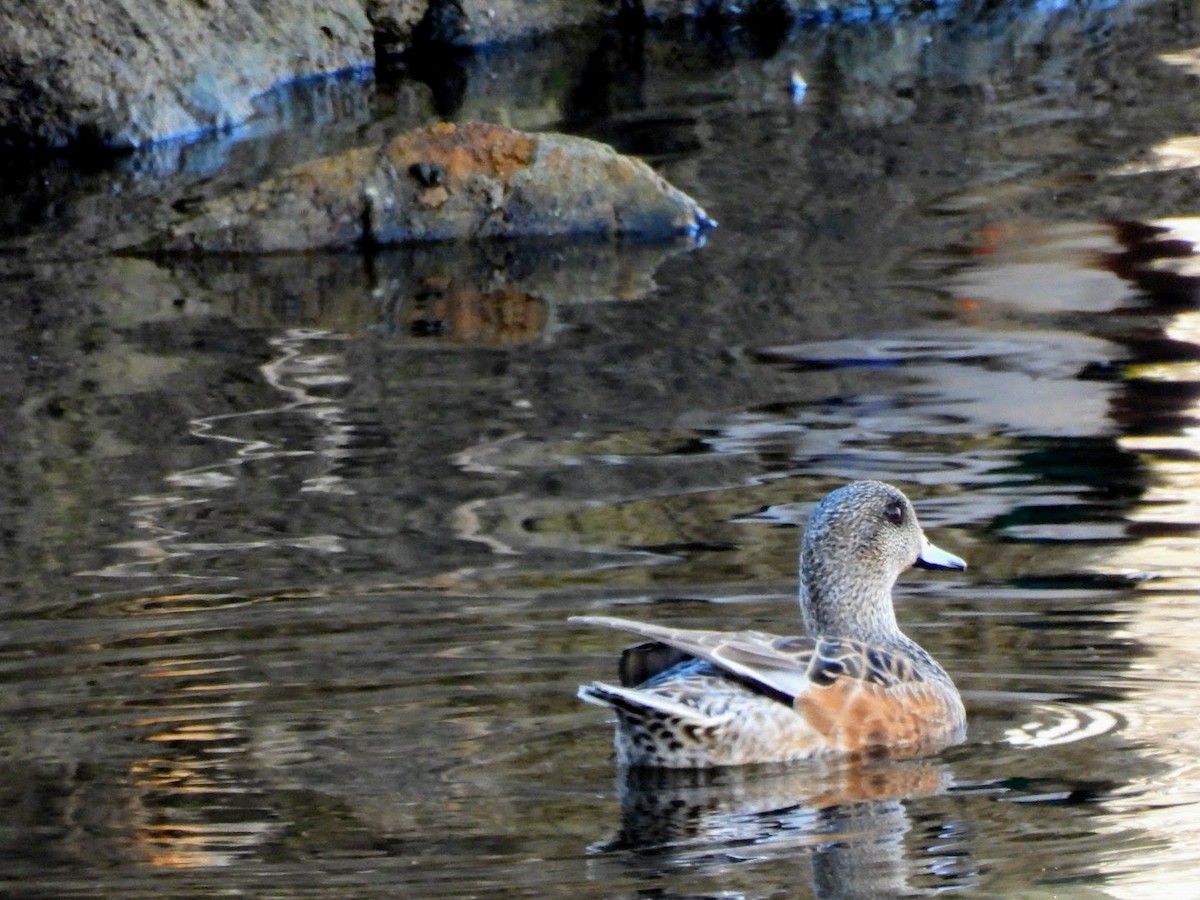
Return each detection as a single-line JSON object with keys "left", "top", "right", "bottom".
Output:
{"left": 576, "top": 619, "right": 965, "bottom": 767}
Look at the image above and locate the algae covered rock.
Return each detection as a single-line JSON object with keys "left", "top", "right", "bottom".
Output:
{"left": 158, "top": 122, "right": 714, "bottom": 252}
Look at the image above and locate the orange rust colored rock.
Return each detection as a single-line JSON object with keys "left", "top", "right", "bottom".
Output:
{"left": 158, "top": 121, "right": 712, "bottom": 251}
{"left": 418, "top": 186, "right": 450, "bottom": 209}
{"left": 386, "top": 121, "right": 536, "bottom": 185}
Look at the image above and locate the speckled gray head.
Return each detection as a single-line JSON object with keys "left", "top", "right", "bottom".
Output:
{"left": 798, "top": 481, "right": 965, "bottom": 645}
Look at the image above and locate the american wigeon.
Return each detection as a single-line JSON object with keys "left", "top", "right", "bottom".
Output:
{"left": 573, "top": 481, "right": 967, "bottom": 767}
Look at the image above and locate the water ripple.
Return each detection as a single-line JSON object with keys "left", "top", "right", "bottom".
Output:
{"left": 1002, "top": 699, "right": 1123, "bottom": 749}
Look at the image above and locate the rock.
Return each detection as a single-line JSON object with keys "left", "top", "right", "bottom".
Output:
{"left": 0, "top": 0, "right": 374, "bottom": 149}
{"left": 0, "top": 0, "right": 941, "bottom": 152}
{"left": 156, "top": 121, "right": 714, "bottom": 251}
{"left": 635, "top": 0, "right": 787, "bottom": 21}
{"left": 367, "top": 0, "right": 430, "bottom": 55}
{"left": 405, "top": 0, "right": 616, "bottom": 48}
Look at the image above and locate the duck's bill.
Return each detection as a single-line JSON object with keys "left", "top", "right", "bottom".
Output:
{"left": 915, "top": 535, "right": 967, "bottom": 571}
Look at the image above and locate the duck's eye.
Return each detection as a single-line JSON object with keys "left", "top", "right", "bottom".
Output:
{"left": 883, "top": 499, "right": 905, "bottom": 525}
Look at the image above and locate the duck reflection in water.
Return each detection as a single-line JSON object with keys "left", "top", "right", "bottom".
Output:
{"left": 590, "top": 751, "right": 968, "bottom": 896}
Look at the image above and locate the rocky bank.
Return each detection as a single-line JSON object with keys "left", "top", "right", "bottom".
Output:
{"left": 1, "top": 0, "right": 891, "bottom": 151}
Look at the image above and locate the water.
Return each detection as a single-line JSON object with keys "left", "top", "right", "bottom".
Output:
{"left": 4, "top": 0, "right": 1200, "bottom": 895}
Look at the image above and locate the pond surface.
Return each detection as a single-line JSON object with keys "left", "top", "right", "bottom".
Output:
{"left": 5, "top": 0, "right": 1200, "bottom": 895}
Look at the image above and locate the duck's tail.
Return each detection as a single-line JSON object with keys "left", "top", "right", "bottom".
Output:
{"left": 578, "top": 681, "right": 715, "bottom": 725}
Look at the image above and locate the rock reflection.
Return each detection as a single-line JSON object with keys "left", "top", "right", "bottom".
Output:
{"left": 401, "top": 285, "right": 548, "bottom": 345}
{"left": 139, "top": 237, "right": 691, "bottom": 344}
{"left": 589, "top": 751, "right": 968, "bottom": 895}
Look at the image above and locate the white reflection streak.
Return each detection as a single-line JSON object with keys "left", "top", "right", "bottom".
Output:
{"left": 1094, "top": 262, "right": 1200, "bottom": 897}
{"left": 169, "top": 328, "right": 357, "bottom": 496}
{"left": 82, "top": 329, "right": 353, "bottom": 579}
{"left": 1112, "top": 44, "right": 1200, "bottom": 178}
{"left": 1158, "top": 46, "right": 1200, "bottom": 76}
{"left": 1112, "top": 136, "right": 1200, "bottom": 175}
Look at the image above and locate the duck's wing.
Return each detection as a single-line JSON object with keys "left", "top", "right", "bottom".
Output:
{"left": 570, "top": 615, "right": 916, "bottom": 704}
{"left": 617, "top": 640, "right": 695, "bottom": 687}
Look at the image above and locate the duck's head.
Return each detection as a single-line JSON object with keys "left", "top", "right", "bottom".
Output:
{"left": 798, "top": 480, "right": 965, "bottom": 642}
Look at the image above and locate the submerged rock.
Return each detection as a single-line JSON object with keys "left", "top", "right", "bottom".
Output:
{"left": 156, "top": 122, "right": 714, "bottom": 252}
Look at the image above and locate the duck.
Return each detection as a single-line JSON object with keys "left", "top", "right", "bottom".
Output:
{"left": 571, "top": 480, "right": 967, "bottom": 767}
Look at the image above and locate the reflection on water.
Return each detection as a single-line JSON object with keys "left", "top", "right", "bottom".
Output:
{"left": 6, "top": 0, "right": 1200, "bottom": 895}
{"left": 590, "top": 757, "right": 967, "bottom": 895}
{"left": 86, "top": 329, "right": 355, "bottom": 583}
